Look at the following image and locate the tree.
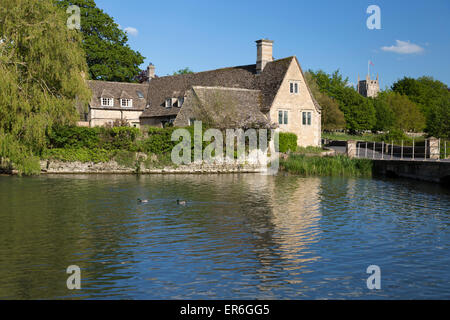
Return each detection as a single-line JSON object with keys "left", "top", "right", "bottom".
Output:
{"left": 173, "top": 67, "right": 194, "bottom": 75}
{"left": 56, "top": 0, "right": 145, "bottom": 82}
{"left": 392, "top": 76, "right": 448, "bottom": 112}
{"left": 304, "top": 72, "right": 345, "bottom": 131}
{"left": 384, "top": 92, "right": 425, "bottom": 132}
{"left": 308, "top": 69, "right": 375, "bottom": 132}
{"left": 392, "top": 76, "right": 449, "bottom": 137}
{"left": 427, "top": 99, "right": 450, "bottom": 139}
{"left": 343, "top": 98, "right": 376, "bottom": 133}
{"left": 0, "top": 0, "right": 91, "bottom": 174}
{"left": 372, "top": 92, "right": 395, "bottom": 132}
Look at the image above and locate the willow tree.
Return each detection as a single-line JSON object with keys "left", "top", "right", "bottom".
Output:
{"left": 0, "top": 0, "right": 91, "bottom": 174}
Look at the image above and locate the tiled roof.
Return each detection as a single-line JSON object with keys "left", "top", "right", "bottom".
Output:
{"left": 88, "top": 80, "right": 148, "bottom": 111}
{"left": 188, "top": 86, "right": 269, "bottom": 128}
{"left": 140, "top": 57, "right": 295, "bottom": 118}
{"left": 87, "top": 56, "right": 321, "bottom": 117}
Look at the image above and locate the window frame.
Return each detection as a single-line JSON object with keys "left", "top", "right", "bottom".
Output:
{"left": 165, "top": 98, "right": 172, "bottom": 108}
{"left": 302, "top": 111, "right": 312, "bottom": 126}
{"left": 101, "top": 97, "right": 114, "bottom": 107}
{"left": 278, "top": 109, "right": 289, "bottom": 125}
{"left": 289, "top": 81, "right": 300, "bottom": 94}
{"left": 178, "top": 97, "right": 184, "bottom": 108}
{"left": 120, "top": 98, "right": 133, "bottom": 108}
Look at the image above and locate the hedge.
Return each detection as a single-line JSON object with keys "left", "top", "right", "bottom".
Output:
{"left": 278, "top": 132, "right": 298, "bottom": 153}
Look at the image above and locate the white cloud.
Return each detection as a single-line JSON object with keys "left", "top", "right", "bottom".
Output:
{"left": 381, "top": 40, "right": 424, "bottom": 54}
{"left": 124, "top": 27, "right": 138, "bottom": 37}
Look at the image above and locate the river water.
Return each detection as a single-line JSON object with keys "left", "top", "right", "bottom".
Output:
{"left": 0, "top": 174, "right": 449, "bottom": 299}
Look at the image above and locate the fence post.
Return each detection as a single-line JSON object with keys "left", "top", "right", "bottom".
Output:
{"left": 346, "top": 140, "right": 357, "bottom": 158}
{"left": 445, "top": 141, "right": 447, "bottom": 159}
{"left": 365, "top": 142, "right": 368, "bottom": 158}
{"left": 401, "top": 140, "right": 404, "bottom": 160}
{"left": 424, "top": 139, "right": 427, "bottom": 160}
{"left": 373, "top": 141, "right": 375, "bottom": 159}
{"left": 391, "top": 140, "right": 394, "bottom": 159}
{"left": 428, "top": 137, "right": 440, "bottom": 160}
{"left": 381, "top": 141, "right": 384, "bottom": 160}
{"left": 412, "top": 139, "right": 415, "bottom": 160}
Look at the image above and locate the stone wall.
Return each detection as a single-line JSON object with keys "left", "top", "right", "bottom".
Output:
{"left": 40, "top": 160, "right": 265, "bottom": 174}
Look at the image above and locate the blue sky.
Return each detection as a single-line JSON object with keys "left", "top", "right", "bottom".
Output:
{"left": 96, "top": 0, "right": 450, "bottom": 88}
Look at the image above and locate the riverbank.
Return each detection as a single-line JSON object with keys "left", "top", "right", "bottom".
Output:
{"left": 38, "top": 159, "right": 265, "bottom": 174}
{"left": 280, "top": 154, "right": 373, "bottom": 177}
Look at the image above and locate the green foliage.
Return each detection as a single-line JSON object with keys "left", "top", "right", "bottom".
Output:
{"left": 307, "top": 70, "right": 375, "bottom": 132}
{"left": 99, "top": 127, "right": 140, "bottom": 150}
{"left": 47, "top": 126, "right": 140, "bottom": 151}
{"left": 47, "top": 126, "right": 101, "bottom": 149}
{"left": 173, "top": 67, "right": 194, "bottom": 75}
{"left": 0, "top": 0, "right": 91, "bottom": 175}
{"left": 427, "top": 99, "right": 450, "bottom": 139}
{"left": 278, "top": 132, "right": 298, "bottom": 153}
{"left": 304, "top": 72, "right": 345, "bottom": 130}
{"left": 56, "top": 0, "right": 145, "bottom": 82}
{"left": 281, "top": 154, "right": 373, "bottom": 177}
{"left": 383, "top": 92, "right": 425, "bottom": 132}
{"left": 372, "top": 92, "right": 395, "bottom": 132}
{"left": 0, "top": 133, "right": 41, "bottom": 175}
{"left": 295, "top": 146, "right": 325, "bottom": 154}
{"left": 42, "top": 148, "right": 112, "bottom": 163}
{"left": 322, "top": 132, "right": 390, "bottom": 142}
{"left": 392, "top": 76, "right": 449, "bottom": 137}
{"left": 377, "top": 128, "right": 409, "bottom": 143}
{"left": 143, "top": 127, "right": 178, "bottom": 154}
{"left": 342, "top": 98, "right": 376, "bottom": 133}
{"left": 113, "top": 150, "right": 136, "bottom": 167}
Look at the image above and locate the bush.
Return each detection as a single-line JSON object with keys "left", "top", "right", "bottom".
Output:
{"left": 47, "top": 126, "right": 100, "bottom": 149}
{"left": 143, "top": 127, "right": 178, "bottom": 154}
{"left": 42, "top": 148, "right": 113, "bottom": 163}
{"left": 278, "top": 132, "right": 297, "bottom": 153}
{"left": 377, "top": 129, "right": 410, "bottom": 143}
{"left": 47, "top": 126, "right": 140, "bottom": 151}
{"left": 99, "top": 127, "right": 140, "bottom": 151}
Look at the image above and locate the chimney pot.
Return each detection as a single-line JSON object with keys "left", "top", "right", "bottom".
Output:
{"left": 147, "top": 63, "right": 156, "bottom": 81}
{"left": 256, "top": 39, "right": 274, "bottom": 74}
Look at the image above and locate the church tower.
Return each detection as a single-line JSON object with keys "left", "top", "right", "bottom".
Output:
{"left": 357, "top": 74, "right": 380, "bottom": 98}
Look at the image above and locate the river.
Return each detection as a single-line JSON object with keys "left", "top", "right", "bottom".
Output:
{"left": 0, "top": 174, "right": 449, "bottom": 299}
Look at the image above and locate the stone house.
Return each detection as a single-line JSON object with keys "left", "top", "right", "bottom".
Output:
{"left": 85, "top": 80, "right": 149, "bottom": 127}
{"left": 85, "top": 40, "right": 321, "bottom": 146}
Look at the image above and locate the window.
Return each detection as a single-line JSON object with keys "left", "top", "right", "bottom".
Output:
{"left": 165, "top": 98, "right": 172, "bottom": 108}
{"left": 289, "top": 81, "right": 299, "bottom": 94}
{"left": 101, "top": 97, "right": 113, "bottom": 107}
{"left": 121, "top": 99, "right": 132, "bottom": 108}
{"left": 136, "top": 91, "right": 144, "bottom": 99}
{"left": 178, "top": 97, "right": 184, "bottom": 107}
{"left": 278, "top": 110, "right": 288, "bottom": 125}
{"left": 189, "top": 118, "right": 196, "bottom": 126}
{"left": 302, "top": 111, "right": 312, "bottom": 125}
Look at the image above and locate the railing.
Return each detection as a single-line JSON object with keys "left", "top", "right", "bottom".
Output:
{"left": 348, "top": 138, "right": 449, "bottom": 161}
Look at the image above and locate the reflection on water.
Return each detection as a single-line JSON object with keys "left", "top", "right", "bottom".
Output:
{"left": 0, "top": 174, "right": 449, "bottom": 299}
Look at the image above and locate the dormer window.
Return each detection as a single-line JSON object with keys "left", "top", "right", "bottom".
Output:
{"left": 178, "top": 97, "right": 184, "bottom": 107}
{"left": 289, "top": 81, "right": 299, "bottom": 94}
{"left": 121, "top": 98, "right": 132, "bottom": 108}
{"left": 165, "top": 98, "right": 172, "bottom": 108}
{"left": 101, "top": 97, "right": 114, "bottom": 107}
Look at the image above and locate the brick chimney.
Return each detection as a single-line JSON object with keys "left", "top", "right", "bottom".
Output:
{"left": 147, "top": 63, "right": 155, "bottom": 81}
{"left": 256, "top": 39, "right": 273, "bottom": 74}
